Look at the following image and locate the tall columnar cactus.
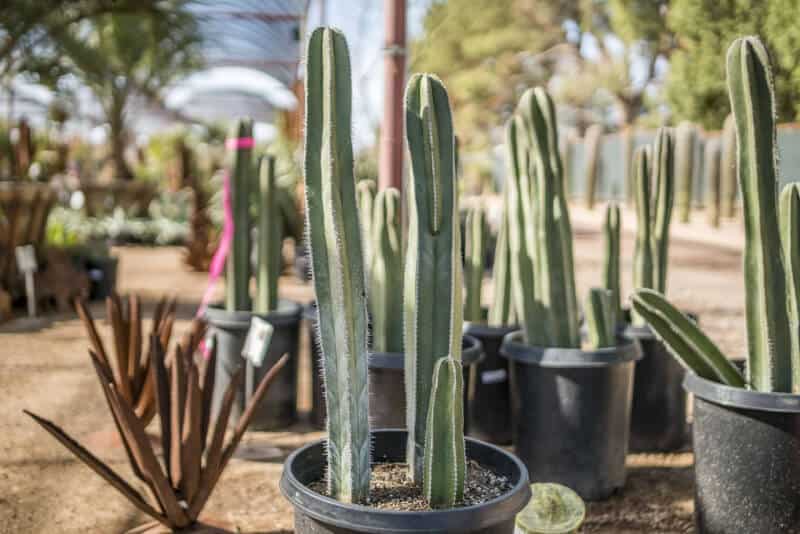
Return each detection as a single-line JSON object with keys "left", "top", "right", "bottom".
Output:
{"left": 603, "top": 203, "right": 621, "bottom": 319}
{"left": 357, "top": 179, "right": 376, "bottom": 276}
{"left": 720, "top": 113, "right": 738, "bottom": 218}
{"left": 632, "top": 146, "right": 653, "bottom": 326}
{"left": 704, "top": 138, "right": 722, "bottom": 228}
{"left": 488, "top": 184, "right": 515, "bottom": 327}
{"left": 583, "top": 124, "right": 603, "bottom": 210}
{"left": 304, "top": 27, "right": 370, "bottom": 502}
{"left": 622, "top": 127, "right": 635, "bottom": 206}
{"left": 519, "top": 87, "right": 579, "bottom": 348}
{"left": 404, "top": 73, "right": 463, "bottom": 482}
{"left": 464, "top": 204, "right": 487, "bottom": 323}
{"left": 585, "top": 288, "right": 616, "bottom": 349}
{"left": 728, "top": 36, "right": 794, "bottom": 392}
{"left": 423, "top": 356, "right": 466, "bottom": 508}
{"left": 780, "top": 183, "right": 800, "bottom": 387}
{"left": 651, "top": 127, "right": 675, "bottom": 295}
{"left": 675, "top": 121, "right": 696, "bottom": 223}
{"left": 370, "top": 187, "right": 404, "bottom": 353}
{"left": 225, "top": 118, "right": 253, "bottom": 312}
{"left": 255, "top": 155, "right": 282, "bottom": 313}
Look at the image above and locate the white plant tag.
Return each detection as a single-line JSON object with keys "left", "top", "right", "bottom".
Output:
{"left": 241, "top": 316, "right": 274, "bottom": 368}
{"left": 15, "top": 245, "right": 37, "bottom": 273}
{"left": 481, "top": 368, "right": 508, "bottom": 384}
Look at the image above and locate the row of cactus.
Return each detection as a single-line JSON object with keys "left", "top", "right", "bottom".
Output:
{"left": 632, "top": 36, "right": 800, "bottom": 393}
{"left": 224, "top": 119, "right": 285, "bottom": 314}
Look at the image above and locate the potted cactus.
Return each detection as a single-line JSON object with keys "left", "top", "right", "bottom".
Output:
{"left": 463, "top": 195, "right": 518, "bottom": 445}
{"left": 499, "top": 88, "right": 640, "bottom": 501}
{"left": 204, "top": 120, "right": 303, "bottom": 431}
{"left": 631, "top": 37, "right": 800, "bottom": 534}
{"left": 281, "top": 28, "right": 529, "bottom": 533}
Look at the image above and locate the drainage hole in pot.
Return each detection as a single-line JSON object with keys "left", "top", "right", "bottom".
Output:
{"left": 307, "top": 460, "right": 512, "bottom": 511}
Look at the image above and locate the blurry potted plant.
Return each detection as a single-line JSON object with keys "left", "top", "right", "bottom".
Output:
{"left": 499, "top": 89, "right": 640, "bottom": 500}
{"left": 281, "top": 28, "right": 529, "bottom": 533}
{"left": 631, "top": 37, "right": 800, "bottom": 534}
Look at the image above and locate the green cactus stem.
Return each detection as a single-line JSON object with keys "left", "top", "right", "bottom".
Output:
{"left": 488, "top": 183, "right": 515, "bottom": 327}
{"left": 704, "top": 138, "right": 722, "bottom": 228}
{"left": 404, "top": 73, "right": 463, "bottom": 482}
{"left": 720, "top": 113, "right": 738, "bottom": 218}
{"left": 423, "top": 356, "right": 466, "bottom": 508}
{"left": 304, "top": 26, "right": 370, "bottom": 502}
{"left": 602, "top": 203, "right": 621, "bottom": 319}
{"left": 225, "top": 118, "right": 253, "bottom": 312}
{"left": 780, "top": 183, "right": 800, "bottom": 389}
{"left": 585, "top": 288, "right": 616, "bottom": 350}
{"left": 464, "top": 204, "right": 487, "bottom": 323}
{"left": 583, "top": 124, "right": 603, "bottom": 210}
{"left": 675, "top": 121, "right": 696, "bottom": 223}
{"left": 255, "top": 155, "right": 282, "bottom": 314}
{"left": 631, "top": 146, "right": 653, "bottom": 326}
{"left": 370, "top": 187, "right": 404, "bottom": 353}
{"left": 357, "top": 179, "right": 376, "bottom": 277}
{"left": 728, "top": 36, "right": 793, "bottom": 392}
{"left": 651, "top": 127, "right": 675, "bottom": 295}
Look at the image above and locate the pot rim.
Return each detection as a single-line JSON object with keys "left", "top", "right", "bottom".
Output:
{"left": 463, "top": 321, "right": 519, "bottom": 339}
{"left": 684, "top": 372, "right": 800, "bottom": 413}
{"left": 204, "top": 299, "right": 303, "bottom": 330}
{"left": 369, "top": 335, "right": 485, "bottom": 370}
{"left": 499, "top": 330, "right": 641, "bottom": 368}
{"left": 280, "top": 429, "right": 531, "bottom": 532}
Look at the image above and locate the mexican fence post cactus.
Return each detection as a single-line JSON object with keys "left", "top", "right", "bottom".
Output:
{"left": 728, "top": 36, "right": 794, "bottom": 392}
{"left": 780, "top": 183, "right": 800, "bottom": 388}
{"left": 704, "top": 138, "right": 722, "bottom": 228}
{"left": 255, "top": 155, "right": 282, "bottom": 313}
{"left": 675, "top": 121, "right": 696, "bottom": 223}
{"left": 585, "top": 288, "right": 616, "bottom": 349}
{"left": 651, "top": 127, "right": 675, "bottom": 295}
{"left": 404, "top": 73, "right": 463, "bottom": 482}
{"left": 357, "top": 179, "right": 376, "bottom": 277}
{"left": 603, "top": 202, "right": 621, "bottom": 319}
{"left": 304, "top": 26, "right": 370, "bottom": 502}
{"left": 583, "top": 124, "right": 603, "bottom": 210}
{"left": 370, "top": 187, "right": 404, "bottom": 353}
{"left": 225, "top": 119, "right": 253, "bottom": 312}
{"left": 423, "top": 356, "right": 466, "bottom": 508}
{"left": 632, "top": 146, "right": 653, "bottom": 326}
{"left": 464, "top": 203, "right": 487, "bottom": 323}
{"left": 720, "top": 113, "right": 738, "bottom": 218}
{"left": 488, "top": 184, "right": 515, "bottom": 327}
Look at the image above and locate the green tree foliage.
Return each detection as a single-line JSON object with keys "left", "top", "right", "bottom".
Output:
{"left": 666, "top": 0, "right": 800, "bottom": 128}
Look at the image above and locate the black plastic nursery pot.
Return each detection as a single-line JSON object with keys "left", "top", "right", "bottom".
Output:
{"left": 280, "top": 429, "right": 531, "bottom": 534}
{"left": 463, "top": 321, "right": 517, "bottom": 445}
{"left": 625, "top": 322, "right": 689, "bottom": 452}
{"left": 500, "top": 331, "right": 640, "bottom": 500}
{"left": 86, "top": 255, "right": 118, "bottom": 301}
{"left": 305, "top": 302, "right": 484, "bottom": 431}
{"left": 685, "top": 373, "right": 800, "bottom": 534}
{"left": 205, "top": 300, "right": 302, "bottom": 430}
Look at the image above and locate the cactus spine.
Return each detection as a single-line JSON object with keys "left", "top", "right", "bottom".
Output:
{"left": 583, "top": 124, "right": 603, "bottom": 210}
{"left": 488, "top": 184, "right": 515, "bottom": 327}
{"left": 370, "top": 187, "right": 404, "bottom": 353}
{"left": 704, "top": 138, "right": 722, "bottom": 228}
{"left": 404, "top": 73, "right": 463, "bottom": 482}
{"left": 728, "top": 36, "right": 794, "bottom": 392}
{"left": 225, "top": 119, "right": 253, "bottom": 312}
{"left": 675, "top": 121, "right": 696, "bottom": 223}
{"left": 720, "top": 113, "right": 738, "bottom": 218}
{"left": 255, "top": 155, "right": 282, "bottom": 313}
{"left": 585, "top": 288, "right": 615, "bottom": 349}
{"left": 464, "top": 204, "right": 487, "bottom": 323}
{"left": 603, "top": 203, "right": 621, "bottom": 319}
{"left": 304, "top": 27, "right": 370, "bottom": 502}
{"left": 423, "top": 356, "right": 466, "bottom": 508}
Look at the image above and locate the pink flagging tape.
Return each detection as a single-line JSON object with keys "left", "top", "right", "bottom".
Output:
{"left": 225, "top": 137, "right": 255, "bottom": 150}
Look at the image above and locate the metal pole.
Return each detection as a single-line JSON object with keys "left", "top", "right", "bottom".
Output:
{"left": 378, "top": 0, "right": 406, "bottom": 192}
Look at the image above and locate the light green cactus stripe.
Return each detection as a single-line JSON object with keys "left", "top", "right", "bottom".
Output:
{"left": 651, "top": 127, "right": 675, "bottom": 295}
{"left": 585, "top": 288, "right": 616, "bottom": 350}
{"left": 603, "top": 203, "right": 621, "bottom": 319}
{"left": 304, "top": 26, "right": 370, "bottom": 503}
{"left": 728, "top": 36, "right": 793, "bottom": 392}
{"left": 488, "top": 184, "right": 515, "bottom": 327}
{"left": 225, "top": 118, "right": 253, "bottom": 312}
{"left": 464, "top": 204, "right": 487, "bottom": 323}
{"left": 404, "top": 73, "right": 463, "bottom": 481}
{"left": 423, "top": 356, "right": 466, "bottom": 508}
{"left": 779, "top": 183, "right": 800, "bottom": 389}
{"left": 675, "top": 121, "right": 696, "bottom": 223}
{"left": 255, "top": 155, "right": 282, "bottom": 313}
{"left": 370, "top": 187, "right": 404, "bottom": 353}
{"left": 632, "top": 289, "right": 746, "bottom": 388}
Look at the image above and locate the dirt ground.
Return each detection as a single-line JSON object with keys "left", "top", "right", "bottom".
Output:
{"left": 0, "top": 210, "right": 745, "bottom": 533}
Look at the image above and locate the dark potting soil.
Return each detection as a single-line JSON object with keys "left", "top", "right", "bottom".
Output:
{"left": 308, "top": 460, "right": 512, "bottom": 511}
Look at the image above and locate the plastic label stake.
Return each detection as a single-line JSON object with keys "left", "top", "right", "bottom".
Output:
{"left": 15, "top": 245, "right": 37, "bottom": 318}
